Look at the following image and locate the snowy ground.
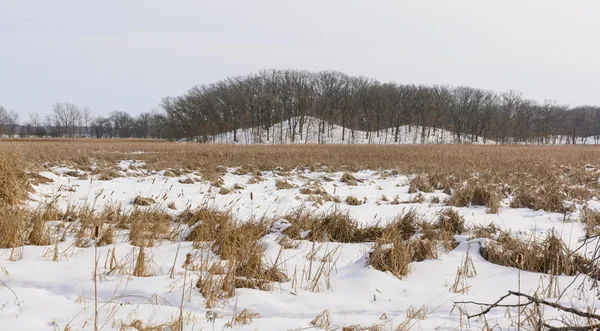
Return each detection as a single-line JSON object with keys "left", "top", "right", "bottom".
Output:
{"left": 2, "top": 160, "right": 600, "bottom": 330}
{"left": 203, "top": 116, "right": 600, "bottom": 146}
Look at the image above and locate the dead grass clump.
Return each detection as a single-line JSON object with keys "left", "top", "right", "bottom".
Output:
{"left": 299, "top": 182, "right": 328, "bottom": 195}
{"left": 369, "top": 237, "right": 412, "bottom": 279}
{"left": 283, "top": 209, "right": 365, "bottom": 243}
{"left": 282, "top": 208, "right": 382, "bottom": 242}
{"left": 218, "top": 187, "right": 232, "bottom": 195}
{"left": 566, "top": 185, "right": 593, "bottom": 201}
{"left": 275, "top": 179, "right": 296, "bottom": 190}
{"left": 510, "top": 189, "right": 537, "bottom": 209}
{"left": 510, "top": 186, "right": 566, "bottom": 212}
{"left": 345, "top": 195, "right": 362, "bottom": 206}
{"left": 93, "top": 169, "right": 120, "bottom": 181}
{"left": 408, "top": 174, "right": 434, "bottom": 193}
{"left": 182, "top": 206, "right": 234, "bottom": 243}
{"left": 534, "top": 186, "right": 566, "bottom": 212}
{"left": 128, "top": 209, "right": 172, "bottom": 246}
{"left": 481, "top": 230, "right": 590, "bottom": 276}
{"left": 212, "top": 220, "right": 287, "bottom": 288}
{"left": 0, "top": 206, "right": 29, "bottom": 248}
{"left": 247, "top": 175, "right": 264, "bottom": 184}
{"left": 387, "top": 209, "right": 420, "bottom": 240}
{"left": 448, "top": 185, "right": 500, "bottom": 213}
{"left": 470, "top": 223, "right": 498, "bottom": 240}
{"left": 581, "top": 208, "right": 600, "bottom": 238}
{"left": 341, "top": 172, "right": 359, "bottom": 186}
{"left": 311, "top": 309, "right": 332, "bottom": 329}
{"left": 132, "top": 247, "right": 150, "bottom": 277}
{"left": 97, "top": 225, "right": 115, "bottom": 246}
{"left": 132, "top": 195, "right": 156, "bottom": 206}
{"left": 124, "top": 319, "right": 181, "bottom": 331}
{"left": 210, "top": 176, "right": 224, "bottom": 188}
{"left": 27, "top": 216, "right": 51, "bottom": 246}
{"left": 27, "top": 172, "right": 53, "bottom": 185}
{"left": 164, "top": 169, "right": 182, "bottom": 177}
{"left": 0, "top": 153, "right": 31, "bottom": 206}
{"left": 231, "top": 308, "right": 260, "bottom": 326}
{"left": 178, "top": 177, "right": 194, "bottom": 184}
{"left": 409, "top": 238, "right": 438, "bottom": 262}
{"left": 436, "top": 209, "right": 465, "bottom": 235}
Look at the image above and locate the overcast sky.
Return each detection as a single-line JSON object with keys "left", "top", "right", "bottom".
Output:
{"left": 1, "top": 1, "right": 599, "bottom": 118}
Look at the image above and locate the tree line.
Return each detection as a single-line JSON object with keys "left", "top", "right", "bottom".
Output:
{"left": 0, "top": 104, "right": 162, "bottom": 139}
{"left": 2, "top": 69, "right": 599, "bottom": 144}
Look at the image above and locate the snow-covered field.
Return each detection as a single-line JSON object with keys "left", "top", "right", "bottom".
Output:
{"left": 2, "top": 160, "right": 600, "bottom": 330}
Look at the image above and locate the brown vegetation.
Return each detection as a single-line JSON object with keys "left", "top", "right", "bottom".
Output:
{"left": 481, "top": 230, "right": 590, "bottom": 275}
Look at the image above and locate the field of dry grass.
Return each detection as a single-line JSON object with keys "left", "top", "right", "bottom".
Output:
{"left": 5, "top": 138, "right": 600, "bottom": 206}
{"left": 3, "top": 139, "right": 600, "bottom": 330}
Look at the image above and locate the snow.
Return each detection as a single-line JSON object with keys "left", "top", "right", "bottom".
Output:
{"left": 1, "top": 160, "right": 599, "bottom": 330}
{"left": 204, "top": 116, "right": 486, "bottom": 145}
{"left": 200, "top": 117, "right": 600, "bottom": 145}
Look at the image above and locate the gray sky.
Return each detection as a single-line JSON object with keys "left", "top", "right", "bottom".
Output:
{"left": 1, "top": 1, "right": 599, "bottom": 118}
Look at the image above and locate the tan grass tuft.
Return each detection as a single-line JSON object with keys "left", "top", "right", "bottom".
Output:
{"left": 232, "top": 308, "right": 260, "bottom": 326}
{"left": 218, "top": 187, "right": 232, "bottom": 195}
{"left": 275, "top": 179, "right": 296, "bottom": 190}
{"left": 481, "top": 230, "right": 590, "bottom": 275}
{"left": 345, "top": 195, "right": 362, "bottom": 206}
{"left": 369, "top": 237, "right": 412, "bottom": 279}
{"left": 448, "top": 185, "right": 501, "bottom": 213}
{"left": 341, "top": 172, "right": 359, "bottom": 186}
{"left": 0, "top": 153, "right": 31, "bottom": 206}
{"left": 582, "top": 208, "right": 600, "bottom": 238}
{"left": 0, "top": 206, "right": 29, "bottom": 248}
{"left": 132, "top": 195, "right": 156, "bottom": 206}
{"left": 436, "top": 209, "right": 465, "bottom": 235}
{"left": 408, "top": 174, "right": 434, "bottom": 193}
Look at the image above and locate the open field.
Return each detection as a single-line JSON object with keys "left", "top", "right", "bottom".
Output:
{"left": 2, "top": 140, "right": 600, "bottom": 330}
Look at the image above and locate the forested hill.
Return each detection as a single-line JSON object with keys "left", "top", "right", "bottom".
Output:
{"left": 157, "top": 69, "right": 600, "bottom": 144}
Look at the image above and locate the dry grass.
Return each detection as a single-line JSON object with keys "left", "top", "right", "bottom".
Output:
{"left": 341, "top": 172, "right": 359, "bottom": 186}
{"left": 180, "top": 206, "right": 234, "bottom": 243}
{"left": 448, "top": 184, "right": 501, "bottom": 213}
{"left": 0, "top": 152, "right": 30, "bottom": 206}
{"left": 3, "top": 140, "right": 600, "bottom": 212}
{"left": 481, "top": 230, "right": 590, "bottom": 275}
{"left": 132, "top": 196, "right": 156, "bottom": 206}
{"left": 345, "top": 195, "right": 362, "bottom": 206}
{"left": 510, "top": 185, "right": 566, "bottom": 212}
{"left": 368, "top": 237, "right": 412, "bottom": 279}
{"left": 128, "top": 209, "right": 172, "bottom": 246}
{"left": 275, "top": 179, "right": 296, "bottom": 190}
{"left": 0, "top": 206, "right": 30, "bottom": 248}
{"left": 282, "top": 208, "right": 382, "bottom": 243}
{"left": 209, "top": 219, "right": 287, "bottom": 290}
{"left": 231, "top": 308, "right": 260, "bottom": 326}
{"left": 581, "top": 207, "right": 600, "bottom": 237}
{"left": 436, "top": 209, "right": 465, "bottom": 235}
{"left": 408, "top": 174, "right": 434, "bottom": 193}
